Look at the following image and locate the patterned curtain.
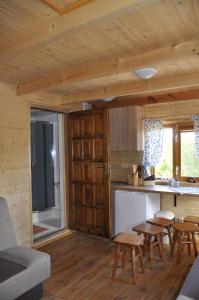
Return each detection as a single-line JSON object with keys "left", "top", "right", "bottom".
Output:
{"left": 192, "top": 115, "right": 199, "bottom": 159}
{"left": 143, "top": 119, "right": 163, "bottom": 167}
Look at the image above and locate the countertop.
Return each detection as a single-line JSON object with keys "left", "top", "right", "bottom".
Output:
{"left": 112, "top": 184, "right": 199, "bottom": 197}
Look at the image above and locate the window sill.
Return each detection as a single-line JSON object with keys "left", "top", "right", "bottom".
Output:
{"left": 155, "top": 180, "right": 199, "bottom": 187}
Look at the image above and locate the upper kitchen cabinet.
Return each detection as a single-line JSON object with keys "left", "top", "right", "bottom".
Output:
{"left": 109, "top": 106, "right": 143, "bottom": 151}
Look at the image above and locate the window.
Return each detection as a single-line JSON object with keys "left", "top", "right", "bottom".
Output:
{"left": 179, "top": 128, "right": 199, "bottom": 179}
{"left": 155, "top": 123, "right": 199, "bottom": 181}
{"left": 156, "top": 127, "right": 173, "bottom": 179}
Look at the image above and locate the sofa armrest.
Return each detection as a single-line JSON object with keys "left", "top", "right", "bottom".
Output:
{"left": 178, "top": 255, "right": 199, "bottom": 299}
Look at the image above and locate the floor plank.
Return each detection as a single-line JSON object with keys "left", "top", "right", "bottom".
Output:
{"left": 40, "top": 233, "right": 195, "bottom": 300}
{"left": 33, "top": 224, "right": 48, "bottom": 235}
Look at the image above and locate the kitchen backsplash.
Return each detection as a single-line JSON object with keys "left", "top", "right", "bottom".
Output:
{"left": 110, "top": 151, "right": 143, "bottom": 182}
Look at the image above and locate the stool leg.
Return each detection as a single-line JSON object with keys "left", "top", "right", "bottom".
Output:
{"left": 122, "top": 248, "right": 126, "bottom": 269}
{"left": 149, "top": 236, "right": 153, "bottom": 269}
{"left": 112, "top": 245, "right": 120, "bottom": 278}
{"left": 177, "top": 233, "right": 183, "bottom": 264}
{"left": 160, "top": 231, "right": 163, "bottom": 248}
{"left": 187, "top": 233, "right": 191, "bottom": 255}
{"left": 167, "top": 226, "right": 173, "bottom": 250}
{"left": 157, "top": 233, "right": 164, "bottom": 262}
{"left": 131, "top": 247, "right": 136, "bottom": 285}
{"left": 138, "top": 245, "right": 145, "bottom": 273}
{"left": 171, "top": 230, "right": 178, "bottom": 257}
{"left": 142, "top": 233, "right": 147, "bottom": 257}
{"left": 191, "top": 232, "right": 198, "bottom": 257}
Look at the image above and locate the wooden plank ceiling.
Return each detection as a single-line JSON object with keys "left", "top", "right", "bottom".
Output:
{"left": 0, "top": 0, "right": 199, "bottom": 106}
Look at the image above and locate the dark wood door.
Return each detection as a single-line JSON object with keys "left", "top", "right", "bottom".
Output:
{"left": 68, "top": 109, "right": 111, "bottom": 238}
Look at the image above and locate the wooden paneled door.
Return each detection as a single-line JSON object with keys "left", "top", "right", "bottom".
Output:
{"left": 67, "top": 109, "right": 111, "bottom": 238}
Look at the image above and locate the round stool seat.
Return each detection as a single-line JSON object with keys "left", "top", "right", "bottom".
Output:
{"left": 147, "top": 217, "right": 173, "bottom": 227}
{"left": 113, "top": 233, "right": 144, "bottom": 246}
{"left": 184, "top": 215, "right": 199, "bottom": 225}
{"left": 155, "top": 210, "right": 175, "bottom": 220}
{"left": 133, "top": 223, "right": 163, "bottom": 235}
{"left": 173, "top": 222, "right": 198, "bottom": 232}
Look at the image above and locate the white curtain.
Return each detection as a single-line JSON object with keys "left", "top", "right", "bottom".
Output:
{"left": 143, "top": 119, "right": 163, "bottom": 167}
{"left": 192, "top": 115, "right": 199, "bottom": 159}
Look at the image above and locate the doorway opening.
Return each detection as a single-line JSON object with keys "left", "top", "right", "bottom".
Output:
{"left": 31, "top": 108, "right": 66, "bottom": 240}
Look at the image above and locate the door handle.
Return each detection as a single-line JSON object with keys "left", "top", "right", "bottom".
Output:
{"left": 103, "top": 163, "right": 110, "bottom": 176}
{"left": 54, "top": 182, "right": 60, "bottom": 188}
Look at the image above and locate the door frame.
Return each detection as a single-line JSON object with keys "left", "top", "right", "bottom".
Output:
{"left": 30, "top": 107, "right": 68, "bottom": 241}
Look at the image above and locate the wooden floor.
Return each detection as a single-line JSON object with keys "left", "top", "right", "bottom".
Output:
{"left": 40, "top": 232, "right": 195, "bottom": 300}
{"left": 33, "top": 224, "right": 48, "bottom": 235}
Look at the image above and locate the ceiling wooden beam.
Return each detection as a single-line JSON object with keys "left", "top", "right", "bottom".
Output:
{"left": 91, "top": 90, "right": 199, "bottom": 109}
{"left": 0, "top": 0, "right": 157, "bottom": 63}
{"left": 60, "top": 72, "right": 199, "bottom": 105}
{"left": 17, "top": 39, "right": 199, "bottom": 95}
{"left": 42, "top": 0, "right": 95, "bottom": 15}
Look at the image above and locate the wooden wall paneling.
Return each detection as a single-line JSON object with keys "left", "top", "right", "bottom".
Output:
{"left": 143, "top": 98, "right": 199, "bottom": 119}
{"left": 0, "top": 82, "right": 32, "bottom": 246}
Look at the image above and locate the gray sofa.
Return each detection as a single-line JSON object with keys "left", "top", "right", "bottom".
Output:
{"left": 0, "top": 197, "right": 51, "bottom": 300}
{"left": 177, "top": 255, "right": 199, "bottom": 300}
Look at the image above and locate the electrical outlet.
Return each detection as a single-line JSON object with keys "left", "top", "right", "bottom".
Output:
{"left": 121, "top": 163, "right": 129, "bottom": 169}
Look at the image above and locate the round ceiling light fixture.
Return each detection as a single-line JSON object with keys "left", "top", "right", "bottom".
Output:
{"left": 134, "top": 67, "right": 157, "bottom": 79}
{"left": 102, "top": 96, "right": 115, "bottom": 102}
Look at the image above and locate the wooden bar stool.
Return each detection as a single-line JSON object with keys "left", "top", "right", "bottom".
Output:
{"left": 112, "top": 233, "right": 145, "bottom": 284}
{"left": 171, "top": 222, "right": 198, "bottom": 264}
{"left": 146, "top": 217, "right": 173, "bottom": 250}
{"left": 184, "top": 215, "right": 199, "bottom": 230}
{"left": 133, "top": 223, "right": 164, "bottom": 269}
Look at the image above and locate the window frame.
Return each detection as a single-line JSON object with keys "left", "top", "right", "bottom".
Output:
{"left": 156, "top": 122, "right": 198, "bottom": 181}
{"left": 175, "top": 122, "right": 198, "bottom": 181}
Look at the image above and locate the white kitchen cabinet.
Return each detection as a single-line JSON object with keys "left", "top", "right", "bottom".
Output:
{"left": 113, "top": 190, "right": 160, "bottom": 236}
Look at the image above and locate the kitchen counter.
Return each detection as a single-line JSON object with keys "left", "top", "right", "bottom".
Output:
{"left": 112, "top": 184, "right": 199, "bottom": 197}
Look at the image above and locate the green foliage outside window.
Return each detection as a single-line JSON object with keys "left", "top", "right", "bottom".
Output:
{"left": 181, "top": 132, "right": 199, "bottom": 177}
